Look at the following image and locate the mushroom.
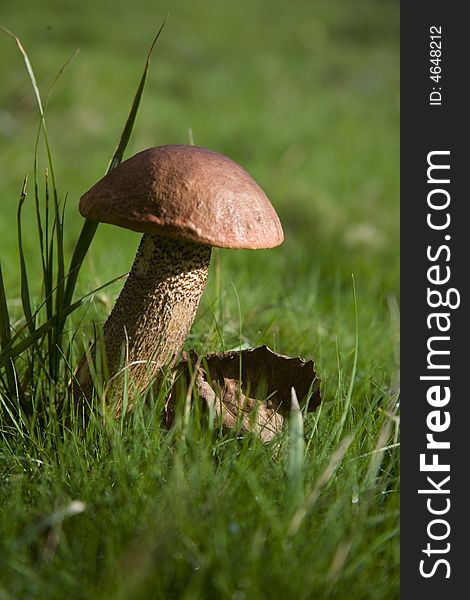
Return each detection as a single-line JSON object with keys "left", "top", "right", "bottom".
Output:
{"left": 74, "top": 145, "right": 284, "bottom": 414}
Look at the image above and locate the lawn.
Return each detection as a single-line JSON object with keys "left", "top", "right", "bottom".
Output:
{"left": 0, "top": 0, "right": 400, "bottom": 598}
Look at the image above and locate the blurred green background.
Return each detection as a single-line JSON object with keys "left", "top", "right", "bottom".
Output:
{"left": 0, "top": 0, "right": 400, "bottom": 404}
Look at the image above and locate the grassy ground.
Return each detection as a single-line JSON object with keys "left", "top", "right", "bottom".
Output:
{"left": 0, "top": 0, "right": 399, "bottom": 598}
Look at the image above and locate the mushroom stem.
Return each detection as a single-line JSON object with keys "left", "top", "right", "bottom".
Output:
{"left": 74, "top": 234, "right": 211, "bottom": 413}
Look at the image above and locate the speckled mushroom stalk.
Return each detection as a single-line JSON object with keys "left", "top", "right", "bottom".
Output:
{"left": 74, "top": 234, "right": 211, "bottom": 411}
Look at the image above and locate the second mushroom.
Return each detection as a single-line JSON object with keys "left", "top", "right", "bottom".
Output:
{"left": 73, "top": 145, "right": 284, "bottom": 414}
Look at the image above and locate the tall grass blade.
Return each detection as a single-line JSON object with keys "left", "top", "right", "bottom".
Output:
{"left": 2, "top": 28, "right": 70, "bottom": 347}
{"left": 34, "top": 169, "right": 46, "bottom": 277}
{"left": 17, "top": 176, "right": 35, "bottom": 335}
{"left": 108, "top": 17, "right": 167, "bottom": 172}
{"left": 287, "top": 387, "right": 305, "bottom": 503}
{"left": 43, "top": 170, "right": 56, "bottom": 374}
{"left": 42, "top": 51, "right": 79, "bottom": 371}
{"left": 365, "top": 415, "right": 394, "bottom": 491}
{"left": 287, "top": 434, "right": 355, "bottom": 537}
{"left": 52, "top": 185, "right": 66, "bottom": 378}
{"left": 45, "top": 49, "right": 80, "bottom": 110}
{"left": 335, "top": 274, "right": 359, "bottom": 443}
{"left": 0, "top": 262, "right": 17, "bottom": 397}
{"left": 34, "top": 49, "right": 77, "bottom": 278}
{"left": 63, "top": 18, "right": 167, "bottom": 313}
{"left": 44, "top": 170, "right": 53, "bottom": 323}
{"left": 63, "top": 221, "right": 98, "bottom": 315}
{"left": 6, "top": 26, "right": 58, "bottom": 365}
{"left": 1, "top": 28, "right": 59, "bottom": 193}
{"left": 0, "top": 389, "right": 23, "bottom": 436}
{"left": 0, "top": 263, "right": 12, "bottom": 350}
{"left": 54, "top": 192, "right": 65, "bottom": 319}
{"left": 0, "top": 27, "right": 44, "bottom": 115}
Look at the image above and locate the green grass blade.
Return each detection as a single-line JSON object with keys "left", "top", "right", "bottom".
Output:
{"left": 0, "top": 263, "right": 12, "bottom": 349}
{"left": 52, "top": 186, "right": 66, "bottom": 378}
{"left": 54, "top": 191, "right": 65, "bottom": 318}
{"left": 45, "top": 49, "right": 80, "bottom": 110}
{"left": 0, "top": 389, "right": 24, "bottom": 436}
{"left": 287, "top": 433, "right": 355, "bottom": 538}
{"left": 287, "top": 387, "right": 305, "bottom": 503}
{"left": 63, "top": 19, "right": 167, "bottom": 313}
{"left": 34, "top": 166, "right": 46, "bottom": 278}
{"left": 335, "top": 274, "right": 359, "bottom": 443}
{"left": 45, "top": 52, "right": 80, "bottom": 369}
{"left": 2, "top": 28, "right": 64, "bottom": 360}
{"left": 107, "top": 18, "right": 167, "bottom": 172}
{"left": 34, "top": 51, "right": 78, "bottom": 283}
{"left": 0, "top": 262, "right": 17, "bottom": 396}
{"left": 1, "top": 27, "right": 59, "bottom": 186}
{"left": 1, "top": 28, "right": 59, "bottom": 199}
{"left": 0, "top": 27, "right": 44, "bottom": 115}
{"left": 62, "top": 219, "right": 98, "bottom": 312}
{"left": 44, "top": 170, "right": 53, "bottom": 322}
{"left": 17, "top": 176, "right": 35, "bottom": 335}
{"left": 44, "top": 171, "right": 56, "bottom": 373}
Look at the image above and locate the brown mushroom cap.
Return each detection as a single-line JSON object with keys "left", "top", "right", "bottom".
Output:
{"left": 79, "top": 145, "right": 284, "bottom": 250}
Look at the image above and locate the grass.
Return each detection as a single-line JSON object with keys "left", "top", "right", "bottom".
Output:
{"left": 0, "top": 0, "right": 399, "bottom": 598}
